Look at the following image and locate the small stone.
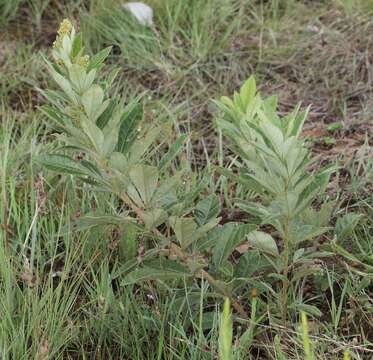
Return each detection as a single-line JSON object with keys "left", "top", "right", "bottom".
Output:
{"left": 122, "top": 2, "right": 154, "bottom": 26}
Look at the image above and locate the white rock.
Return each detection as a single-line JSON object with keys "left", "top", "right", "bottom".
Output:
{"left": 122, "top": 2, "right": 154, "bottom": 26}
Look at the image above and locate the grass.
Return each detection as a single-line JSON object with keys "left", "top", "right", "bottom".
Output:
{"left": 0, "top": 0, "right": 372, "bottom": 358}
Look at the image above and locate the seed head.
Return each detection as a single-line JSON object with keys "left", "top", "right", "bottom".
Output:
{"left": 58, "top": 19, "right": 72, "bottom": 37}
{"left": 251, "top": 288, "right": 257, "bottom": 299}
{"left": 53, "top": 19, "right": 72, "bottom": 49}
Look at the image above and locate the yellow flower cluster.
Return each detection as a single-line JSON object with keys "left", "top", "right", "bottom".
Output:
{"left": 58, "top": 19, "right": 72, "bottom": 37}
{"left": 77, "top": 55, "right": 90, "bottom": 67}
{"left": 53, "top": 19, "right": 72, "bottom": 49}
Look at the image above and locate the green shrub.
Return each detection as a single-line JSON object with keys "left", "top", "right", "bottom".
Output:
{"left": 214, "top": 77, "right": 335, "bottom": 323}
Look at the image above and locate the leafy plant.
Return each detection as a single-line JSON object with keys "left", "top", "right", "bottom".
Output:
{"left": 214, "top": 77, "right": 335, "bottom": 323}
{"left": 37, "top": 19, "right": 254, "bottom": 318}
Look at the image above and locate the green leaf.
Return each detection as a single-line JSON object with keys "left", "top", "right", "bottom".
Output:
{"left": 257, "top": 117, "right": 284, "bottom": 155}
{"left": 122, "top": 259, "right": 191, "bottom": 285}
{"left": 87, "top": 46, "right": 112, "bottom": 72}
{"left": 151, "top": 172, "right": 183, "bottom": 208}
{"left": 71, "top": 33, "right": 83, "bottom": 60}
{"left": 113, "top": 249, "right": 159, "bottom": 279}
{"left": 290, "top": 303, "right": 322, "bottom": 317}
{"left": 143, "top": 208, "right": 167, "bottom": 229}
{"left": 80, "top": 116, "right": 104, "bottom": 152}
{"left": 235, "top": 250, "right": 271, "bottom": 277}
{"left": 288, "top": 107, "right": 309, "bottom": 138}
{"left": 302, "top": 201, "right": 335, "bottom": 228}
{"left": 116, "top": 101, "right": 143, "bottom": 154}
{"left": 236, "top": 201, "right": 270, "bottom": 221}
{"left": 119, "top": 223, "right": 138, "bottom": 262}
{"left": 69, "top": 64, "right": 85, "bottom": 93}
{"left": 215, "top": 166, "right": 262, "bottom": 191}
{"left": 169, "top": 216, "right": 197, "bottom": 249}
{"left": 70, "top": 66, "right": 96, "bottom": 95}
{"left": 129, "top": 165, "right": 158, "bottom": 206}
{"left": 212, "top": 223, "right": 255, "bottom": 269}
{"left": 40, "top": 105, "right": 66, "bottom": 128}
{"left": 247, "top": 231, "right": 279, "bottom": 256}
{"left": 102, "top": 109, "right": 123, "bottom": 157}
{"left": 81, "top": 85, "right": 107, "bottom": 122}
{"left": 35, "top": 154, "right": 100, "bottom": 179}
{"left": 289, "top": 220, "right": 330, "bottom": 244}
{"left": 96, "top": 97, "right": 118, "bottom": 129}
{"left": 70, "top": 213, "right": 132, "bottom": 231}
{"left": 128, "top": 126, "right": 162, "bottom": 164}
{"left": 195, "top": 195, "right": 221, "bottom": 226}
{"left": 45, "top": 60, "right": 78, "bottom": 105}
{"left": 291, "top": 263, "right": 322, "bottom": 283}
{"left": 240, "top": 76, "right": 256, "bottom": 108}
{"left": 158, "top": 134, "right": 187, "bottom": 171}
{"left": 38, "top": 88, "right": 69, "bottom": 110}
{"left": 327, "top": 121, "right": 343, "bottom": 133}
{"left": 293, "top": 248, "right": 305, "bottom": 262}
{"left": 109, "top": 152, "right": 128, "bottom": 173}
{"left": 233, "top": 91, "right": 244, "bottom": 112}
{"left": 332, "top": 243, "right": 373, "bottom": 272}
{"left": 314, "top": 164, "right": 335, "bottom": 195}
{"left": 318, "top": 201, "right": 335, "bottom": 227}
{"left": 241, "top": 161, "right": 281, "bottom": 195}
{"left": 106, "top": 67, "right": 120, "bottom": 90}
{"left": 295, "top": 165, "right": 335, "bottom": 216}
{"left": 335, "top": 213, "right": 363, "bottom": 242}
{"left": 193, "top": 218, "right": 220, "bottom": 242}
{"left": 219, "top": 96, "right": 235, "bottom": 109}
{"left": 263, "top": 94, "right": 278, "bottom": 113}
